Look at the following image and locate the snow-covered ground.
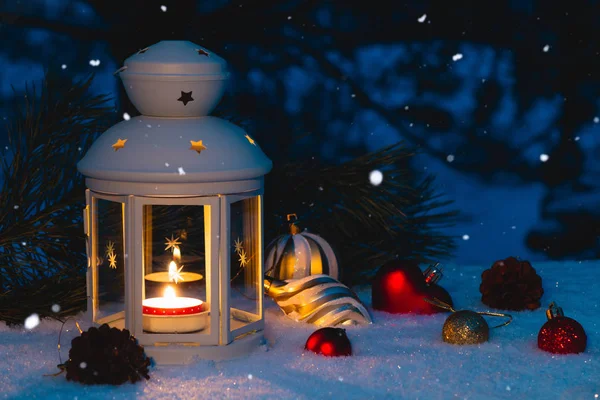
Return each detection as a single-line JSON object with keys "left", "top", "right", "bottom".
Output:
{"left": 1, "top": 261, "right": 598, "bottom": 399}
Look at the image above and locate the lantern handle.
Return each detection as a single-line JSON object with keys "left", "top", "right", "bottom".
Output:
{"left": 113, "top": 66, "right": 127, "bottom": 76}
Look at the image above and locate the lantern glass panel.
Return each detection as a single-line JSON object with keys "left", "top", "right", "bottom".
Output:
{"left": 229, "top": 196, "right": 261, "bottom": 331}
{"left": 142, "top": 204, "right": 211, "bottom": 335}
{"left": 93, "top": 198, "right": 125, "bottom": 326}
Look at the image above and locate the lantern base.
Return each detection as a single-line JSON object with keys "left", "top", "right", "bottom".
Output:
{"left": 143, "top": 332, "right": 265, "bottom": 365}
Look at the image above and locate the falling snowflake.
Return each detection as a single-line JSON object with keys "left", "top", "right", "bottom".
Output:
{"left": 540, "top": 154, "right": 549, "bottom": 162}
{"left": 51, "top": 304, "right": 61, "bottom": 313}
{"left": 248, "top": 374, "right": 253, "bottom": 380}
{"left": 234, "top": 237, "right": 244, "bottom": 253}
{"left": 160, "top": 5, "right": 167, "bottom": 12}
{"left": 446, "top": 154, "right": 455, "bottom": 162}
{"left": 452, "top": 53, "right": 463, "bottom": 62}
{"left": 369, "top": 169, "right": 383, "bottom": 186}
{"left": 418, "top": 14, "right": 427, "bottom": 23}
{"left": 13, "top": 205, "right": 18, "bottom": 210}
{"left": 61, "top": 64, "right": 67, "bottom": 70}
{"left": 80, "top": 362, "right": 87, "bottom": 369}
{"left": 24, "top": 314, "right": 40, "bottom": 330}
{"left": 164, "top": 235, "right": 182, "bottom": 252}
{"left": 178, "top": 167, "right": 186, "bottom": 175}
{"left": 123, "top": 112, "right": 131, "bottom": 121}
{"left": 165, "top": 162, "right": 170, "bottom": 167}
{"left": 287, "top": 16, "right": 292, "bottom": 20}
{"left": 89, "top": 59, "right": 101, "bottom": 67}
{"left": 108, "top": 252, "right": 118, "bottom": 269}
{"left": 238, "top": 249, "right": 249, "bottom": 267}
{"left": 543, "top": 45, "right": 550, "bottom": 52}
{"left": 594, "top": 117, "right": 599, "bottom": 123}
{"left": 462, "top": 234, "right": 470, "bottom": 240}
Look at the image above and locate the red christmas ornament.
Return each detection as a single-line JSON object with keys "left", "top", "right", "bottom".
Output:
{"left": 538, "top": 303, "right": 587, "bottom": 354}
{"left": 372, "top": 260, "right": 453, "bottom": 314}
{"left": 305, "top": 327, "right": 352, "bottom": 357}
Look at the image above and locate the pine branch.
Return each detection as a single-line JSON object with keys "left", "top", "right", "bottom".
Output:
{"left": 0, "top": 72, "right": 114, "bottom": 324}
{"left": 265, "top": 142, "right": 459, "bottom": 285}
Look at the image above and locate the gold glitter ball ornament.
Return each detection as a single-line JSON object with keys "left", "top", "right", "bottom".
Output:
{"left": 442, "top": 310, "right": 490, "bottom": 345}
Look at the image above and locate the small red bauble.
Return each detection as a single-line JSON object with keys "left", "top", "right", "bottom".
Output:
{"left": 305, "top": 327, "right": 352, "bottom": 357}
{"left": 538, "top": 303, "right": 587, "bottom": 354}
{"left": 372, "top": 260, "right": 453, "bottom": 314}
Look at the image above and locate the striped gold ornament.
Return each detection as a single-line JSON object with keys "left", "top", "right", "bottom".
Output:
{"left": 264, "top": 274, "right": 372, "bottom": 327}
{"left": 265, "top": 214, "right": 339, "bottom": 280}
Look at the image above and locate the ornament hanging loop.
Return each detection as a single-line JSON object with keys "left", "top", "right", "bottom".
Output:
{"left": 423, "top": 297, "right": 513, "bottom": 328}
{"left": 546, "top": 302, "right": 564, "bottom": 320}
{"left": 476, "top": 311, "right": 513, "bottom": 329}
{"left": 286, "top": 213, "right": 301, "bottom": 234}
{"left": 423, "top": 297, "right": 455, "bottom": 312}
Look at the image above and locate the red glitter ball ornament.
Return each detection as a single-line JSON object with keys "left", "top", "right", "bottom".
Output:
{"left": 538, "top": 303, "right": 587, "bottom": 354}
{"left": 305, "top": 327, "right": 352, "bottom": 357}
{"left": 372, "top": 260, "right": 453, "bottom": 314}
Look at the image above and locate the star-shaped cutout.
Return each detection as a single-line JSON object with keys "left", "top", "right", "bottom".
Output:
{"left": 108, "top": 252, "right": 118, "bottom": 269}
{"left": 238, "top": 249, "right": 249, "bottom": 267}
{"left": 233, "top": 237, "right": 244, "bottom": 253}
{"left": 177, "top": 91, "right": 194, "bottom": 106}
{"left": 196, "top": 49, "right": 209, "bottom": 57}
{"left": 105, "top": 240, "right": 115, "bottom": 257}
{"left": 164, "top": 235, "right": 182, "bottom": 252}
{"left": 189, "top": 140, "right": 207, "bottom": 154}
{"left": 245, "top": 134, "right": 256, "bottom": 146}
{"left": 112, "top": 138, "right": 127, "bottom": 151}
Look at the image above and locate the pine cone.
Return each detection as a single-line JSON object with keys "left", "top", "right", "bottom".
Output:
{"left": 65, "top": 324, "right": 151, "bottom": 385}
{"left": 480, "top": 257, "right": 544, "bottom": 311}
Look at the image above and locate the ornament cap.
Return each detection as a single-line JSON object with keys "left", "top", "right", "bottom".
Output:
{"left": 286, "top": 213, "right": 301, "bottom": 235}
{"left": 423, "top": 262, "right": 443, "bottom": 285}
{"left": 546, "top": 302, "right": 565, "bottom": 320}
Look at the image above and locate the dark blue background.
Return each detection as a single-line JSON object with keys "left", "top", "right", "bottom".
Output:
{"left": 1, "top": 0, "right": 598, "bottom": 265}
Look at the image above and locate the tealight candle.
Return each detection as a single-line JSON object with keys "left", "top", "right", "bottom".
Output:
{"left": 142, "top": 286, "right": 207, "bottom": 333}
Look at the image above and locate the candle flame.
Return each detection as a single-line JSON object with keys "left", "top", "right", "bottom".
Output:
{"left": 173, "top": 246, "right": 181, "bottom": 260}
{"left": 164, "top": 285, "right": 176, "bottom": 299}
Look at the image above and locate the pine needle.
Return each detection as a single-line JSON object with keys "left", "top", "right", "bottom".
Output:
{"left": 0, "top": 72, "right": 114, "bottom": 324}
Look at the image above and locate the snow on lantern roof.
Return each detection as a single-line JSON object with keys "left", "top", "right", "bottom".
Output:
{"left": 77, "top": 41, "right": 272, "bottom": 189}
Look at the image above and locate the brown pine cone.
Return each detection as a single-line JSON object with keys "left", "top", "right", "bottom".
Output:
{"left": 65, "top": 324, "right": 151, "bottom": 385}
{"left": 480, "top": 257, "right": 544, "bottom": 311}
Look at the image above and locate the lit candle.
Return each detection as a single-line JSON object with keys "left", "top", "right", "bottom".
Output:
{"left": 142, "top": 285, "right": 207, "bottom": 333}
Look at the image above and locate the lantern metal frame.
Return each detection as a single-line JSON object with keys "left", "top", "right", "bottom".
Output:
{"left": 84, "top": 185, "right": 265, "bottom": 364}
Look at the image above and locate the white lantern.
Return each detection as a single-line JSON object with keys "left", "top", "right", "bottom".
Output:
{"left": 77, "top": 41, "right": 272, "bottom": 364}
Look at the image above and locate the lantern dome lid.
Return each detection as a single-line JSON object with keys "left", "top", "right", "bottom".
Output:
{"left": 115, "top": 41, "right": 230, "bottom": 117}
{"left": 77, "top": 116, "right": 272, "bottom": 184}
